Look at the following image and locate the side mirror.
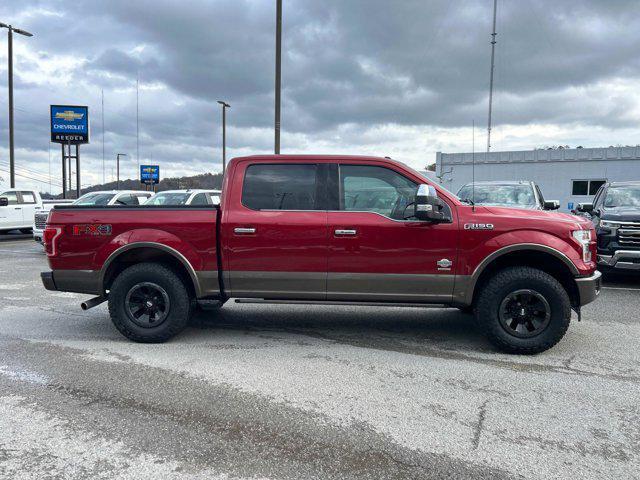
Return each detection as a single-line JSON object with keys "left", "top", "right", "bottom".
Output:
{"left": 544, "top": 200, "right": 560, "bottom": 210}
{"left": 415, "top": 184, "right": 448, "bottom": 222}
{"left": 577, "top": 203, "right": 593, "bottom": 213}
{"left": 0, "top": 197, "right": 8, "bottom": 207}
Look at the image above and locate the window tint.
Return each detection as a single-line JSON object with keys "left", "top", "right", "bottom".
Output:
{"left": 190, "top": 193, "right": 209, "bottom": 205}
{"left": 74, "top": 193, "right": 115, "bottom": 206}
{"left": 589, "top": 180, "right": 606, "bottom": 195}
{"left": 340, "top": 165, "right": 417, "bottom": 220}
{"left": 572, "top": 181, "right": 588, "bottom": 196}
{"left": 0, "top": 191, "right": 18, "bottom": 205}
{"left": 242, "top": 164, "right": 317, "bottom": 210}
{"left": 117, "top": 194, "right": 139, "bottom": 205}
{"left": 20, "top": 192, "right": 36, "bottom": 204}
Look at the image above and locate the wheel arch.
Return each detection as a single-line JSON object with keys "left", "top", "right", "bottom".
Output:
{"left": 464, "top": 244, "right": 580, "bottom": 308}
{"left": 101, "top": 242, "right": 201, "bottom": 298}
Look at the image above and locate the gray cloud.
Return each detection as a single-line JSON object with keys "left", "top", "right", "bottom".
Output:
{"left": 1, "top": 0, "right": 640, "bottom": 192}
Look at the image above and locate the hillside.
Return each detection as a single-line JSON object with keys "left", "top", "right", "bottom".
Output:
{"left": 44, "top": 172, "right": 224, "bottom": 199}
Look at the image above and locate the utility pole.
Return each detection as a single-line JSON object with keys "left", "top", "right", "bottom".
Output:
{"left": 0, "top": 22, "right": 34, "bottom": 188}
{"left": 217, "top": 101, "right": 230, "bottom": 175}
{"left": 486, "top": 0, "right": 497, "bottom": 152}
{"left": 274, "top": 0, "right": 282, "bottom": 154}
{"left": 116, "top": 153, "right": 127, "bottom": 190}
{"left": 101, "top": 89, "right": 105, "bottom": 184}
{"left": 136, "top": 73, "right": 140, "bottom": 170}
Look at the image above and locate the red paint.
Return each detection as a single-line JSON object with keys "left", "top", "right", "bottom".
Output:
{"left": 46, "top": 155, "right": 596, "bottom": 294}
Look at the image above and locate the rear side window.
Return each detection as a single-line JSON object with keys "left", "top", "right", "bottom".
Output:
{"left": 20, "top": 192, "right": 36, "bottom": 204}
{"left": 117, "top": 194, "right": 139, "bottom": 206}
{"left": 190, "top": 193, "right": 210, "bottom": 205}
{"left": 242, "top": 164, "right": 318, "bottom": 210}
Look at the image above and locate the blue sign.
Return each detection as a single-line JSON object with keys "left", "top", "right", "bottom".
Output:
{"left": 50, "top": 105, "right": 89, "bottom": 144}
{"left": 140, "top": 165, "right": 160, "bottom": 185}
{"left": 568, "top": 202, "right": 574, "bottom": 210}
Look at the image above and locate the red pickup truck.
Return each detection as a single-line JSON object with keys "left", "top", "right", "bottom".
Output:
{"left": 41, "top": 155, "right": 601, "bottom": 353}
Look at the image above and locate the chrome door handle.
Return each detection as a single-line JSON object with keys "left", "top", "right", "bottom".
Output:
{"left": 334, "top": 229, "right": 357, "bottom": 236}
{"left": 234, "top": 227, "right": 256, "bottom": 234}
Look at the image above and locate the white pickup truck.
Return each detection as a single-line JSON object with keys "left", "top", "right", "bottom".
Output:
{"left": 0, "top": 189, "right": 48, "bottom": 234}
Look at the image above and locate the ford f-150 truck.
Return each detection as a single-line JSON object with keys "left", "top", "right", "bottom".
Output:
{"left": 41, "top": 155, "right": 601, "bottom": 353}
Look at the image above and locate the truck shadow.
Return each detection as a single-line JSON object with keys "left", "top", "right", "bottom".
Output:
{"left": 190, "top": 304, "right": 494, "bottom": 354}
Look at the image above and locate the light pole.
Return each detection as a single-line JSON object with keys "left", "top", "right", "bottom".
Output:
{"left": 0, "top": 22, "right": 33, "bottom": 188}
{"left": 116, "top": 153, "right": 127, "bottom": 190}
{"left": 217, "top": 101, "right": 230, "bottom": 175}
{"left": 274, "top": 0, "right": 282, "bottom": 154}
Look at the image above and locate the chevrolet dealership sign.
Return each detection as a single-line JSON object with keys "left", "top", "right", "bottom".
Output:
{"left": 50, "top": 105, "right": 89, "bottom": 144}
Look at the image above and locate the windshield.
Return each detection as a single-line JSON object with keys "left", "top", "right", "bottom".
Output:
{"left": 145, "top": 192, "right": 191, "bottom": 205}
{"left": 73, "top": 193, "right": 115, "bottom": 206}
{"left": 604, "top": 185, "right": 640, "bottom": 208}
{"left": 457, "top": 184, "right": 536, "bottom": 207}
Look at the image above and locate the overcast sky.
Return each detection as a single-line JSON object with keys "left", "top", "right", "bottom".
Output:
{"left": 1, "top": 0, "right": 640, "bottom": 193}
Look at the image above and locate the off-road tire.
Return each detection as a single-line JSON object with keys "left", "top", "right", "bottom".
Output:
{"left": 475, "top": 266, "right": 571, "bottom": 354}
{"left": 108, "top": 263, "right": 192, "bottom": 343}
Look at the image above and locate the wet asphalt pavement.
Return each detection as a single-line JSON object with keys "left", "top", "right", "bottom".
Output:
{"left": 0, "top": 238, "right": 639, "bottom": 479}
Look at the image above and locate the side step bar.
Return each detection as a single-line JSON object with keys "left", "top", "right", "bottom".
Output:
{"left": 234, "top": 299, "right": 449, "bottom": 308}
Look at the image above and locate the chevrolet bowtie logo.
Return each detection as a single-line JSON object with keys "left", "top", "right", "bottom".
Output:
{"left": 55, "top": 110, "right": 84, "bottom": 121}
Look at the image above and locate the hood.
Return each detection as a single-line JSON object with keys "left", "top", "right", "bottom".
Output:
{"left": 601, "top": 206, "right": 640, "bottom": 223}
{"left": 483, "top": 205, "right": 591, "bottom": 227}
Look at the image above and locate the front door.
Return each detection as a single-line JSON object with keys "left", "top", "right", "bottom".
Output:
{"left": 327, "top": 163, "right": 458, "bottom": 302}
{"left": 223, "top": 161, "right": 328, "bottom": 299}
{"left": 0, "top": 191, "right": 22, "bottom": 229}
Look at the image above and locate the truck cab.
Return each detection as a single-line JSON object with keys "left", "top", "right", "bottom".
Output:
{"left": 0, "top": 189, "right": 43, "bottom": 233}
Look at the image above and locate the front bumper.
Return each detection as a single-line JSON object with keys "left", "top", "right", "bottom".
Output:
{"left": 41, "top": 270, "right": 102, "bottom": 295}
{"left": 598, "top": 250, "right": 640, "bottom": 271}
{"left": 575, "top": 271, "right": 602, "bottom": 306}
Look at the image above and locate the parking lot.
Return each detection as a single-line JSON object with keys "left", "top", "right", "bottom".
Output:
{"left": 0, "top": 237, "right": 639, "bottom": 479}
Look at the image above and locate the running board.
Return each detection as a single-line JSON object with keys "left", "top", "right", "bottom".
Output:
{"left": 234, "top": 299, "right": 450, "bottom": 308}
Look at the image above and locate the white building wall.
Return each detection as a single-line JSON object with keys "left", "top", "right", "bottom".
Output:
{"left": 436, "top": 146, "right": 640, "bottom": 211}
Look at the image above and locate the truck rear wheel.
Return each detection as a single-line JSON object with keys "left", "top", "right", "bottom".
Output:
{"left": 475, "top": 266, "right": 571, "bottom": 354}
{"left": 108, "top": 263, "right": 192, "bottom": 343}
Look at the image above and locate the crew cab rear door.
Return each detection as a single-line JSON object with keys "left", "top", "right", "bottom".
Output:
{"left": 327, "top": 162, "right": 458, "bottom": 302}
{"left": 222, "top": 161, "right": 328, "bottom": 299}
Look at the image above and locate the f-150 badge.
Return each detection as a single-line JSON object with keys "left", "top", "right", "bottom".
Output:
{"left": 464, "top": 223, "right": 494, "bottom": 230}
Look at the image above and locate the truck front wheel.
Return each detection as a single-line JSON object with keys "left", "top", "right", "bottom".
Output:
{"left": 475, "top": 266, "right": 571, "bottom": 354}
{"left": 108, "top": 263, "right": 192, "bottom": 343}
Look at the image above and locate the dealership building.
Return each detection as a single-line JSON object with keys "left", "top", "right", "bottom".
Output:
{"left": 435, "top": 146, "right": 640, "bottom": 211}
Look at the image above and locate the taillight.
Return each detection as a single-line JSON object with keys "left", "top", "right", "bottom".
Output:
{"left": 43, "top": 226, "right": 62, "bottom": 256}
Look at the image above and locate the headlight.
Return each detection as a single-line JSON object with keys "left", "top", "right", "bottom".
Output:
{"left": 572, "top": 229, "right": 593, "bottom": 263}
{"left": 599, "top": 220, "right": 619, "bottom": 229}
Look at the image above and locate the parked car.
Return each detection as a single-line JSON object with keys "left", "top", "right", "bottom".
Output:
{"left": 33, "top": 191, "right": 153, "bottom": 244}
{"left": 577, "top": 181, "right": 640, "bottom": 272}
{"left": 0, "top": 189, "right": 46, "bottom": 234}
{"left": 74, "top": 190, "right": 154, "bottom": 207}
{"left": 41, "top": 155, "right": 600, "bottom": 353}
{"left": 144, "top": 189, "right": 221, "bottom": 206}
{"left": 457, "top": 181, "right": 560, "bottom": 211}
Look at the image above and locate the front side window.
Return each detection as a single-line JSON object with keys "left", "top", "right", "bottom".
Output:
{"left": 242, "top": 164, "right": 317, "bottom": 210}
{"left": 339, "top": 165, "right": 417, "bottom": 220}
{"left": 0, "top": 191, "right": 18, "bottom": 205}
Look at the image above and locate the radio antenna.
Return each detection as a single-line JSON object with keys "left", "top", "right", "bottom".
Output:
{"left": 472, "top": 120, "right": 476, "bottom": 212}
